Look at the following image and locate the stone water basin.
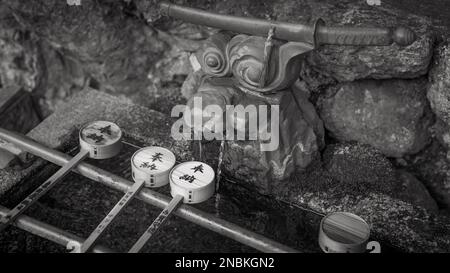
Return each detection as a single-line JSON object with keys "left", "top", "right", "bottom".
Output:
{"left": 0, "top": 89, "right": 419, "bottom": 253}
{"left": 0, "top": 137, "right": 323, "bottom": 253}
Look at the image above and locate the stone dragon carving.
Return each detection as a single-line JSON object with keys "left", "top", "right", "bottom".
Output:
{"left": 160, "top": 2, "right": 416, "bottom": 193}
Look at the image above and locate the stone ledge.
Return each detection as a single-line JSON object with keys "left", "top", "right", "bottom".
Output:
{"left": 272, "top": 163, "right": 450, "bottom": 253}
{"left": 0, "top": 88, "right": 191, "bottom": 198}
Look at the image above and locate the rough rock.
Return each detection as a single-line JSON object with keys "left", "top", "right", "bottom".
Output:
{"left": 427, "top": 39, "right": 450, "bottom": 126}
{"left": 38, "top": 42, "right": 88, "bottom": 114}
{"left": 430, "top": 118, "right": 450, "bottom": 159}
{"left": 396, "top": 170, "right": 438, "bottom": 212}
{"left": 380, "top": 0, "right": 450, "bottom": 40}
{"left": 181, "top": 70, "right": 205, "bottom": 100}
{"left": 0, "top": 13, "right": 41, "bottom": 91}
{"left": 321, "top": 142, "right": 438, "bottom": 212}
{"left": 0, "top": 1, "right": 168, "bottom": 112}
{"left": 0, "top": 0, "right": 215, "bottom": 118}
{"left": 319, "top": 78, "right": 433, "bottom": 158}
{"left": 297, "top": 63, "right": 337, "bottom": 105}
{"left": 0, "top": 2, "right": 86, "bottom": 115}
{"left": 407, "top": 141, "right": 450, "bottom": 211}
{"left": 271, "top": 161, "right": 450, "bottom": 252}
{"left": 323, "top": 143, "right": 397, "bottom": 195}
{"left": 222, "top": 89, "right": 324, "bottom": 194}
{"left": 149, "top": 28, "right": 205, "bottom": 85}
{"left": 133, "top": 0, "right": 434, "bottom": 82}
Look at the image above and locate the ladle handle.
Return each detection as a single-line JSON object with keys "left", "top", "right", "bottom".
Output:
{"left": 128, "top": 195, "right": 184, "bottom": 253}
{"left": 79, "top": 179, "right": 146, "bottom": 253}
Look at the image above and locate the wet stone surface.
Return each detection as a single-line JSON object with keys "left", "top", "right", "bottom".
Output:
{"left": 0, "top": 88, "right": 323, "bottom": 252}
{"left": 273, "top": 168, "right": 450, "bottom": 252}
{"left": 0, "top": 138, "right": 322, "bottom": 253}
{"left": 26, "top": 88, "right": 191, "bottom": 162}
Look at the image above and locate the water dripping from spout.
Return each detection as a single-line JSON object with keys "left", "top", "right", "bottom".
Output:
{"left": 214, "top": 139, "right": 226, "bottom": 217}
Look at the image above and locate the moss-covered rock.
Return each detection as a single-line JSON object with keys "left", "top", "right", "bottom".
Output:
{"left": 319, "top": 78, "right": 433, "bottom": 157}
{"left": 323, "top": 143, "right": 397, "bottom": 195}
